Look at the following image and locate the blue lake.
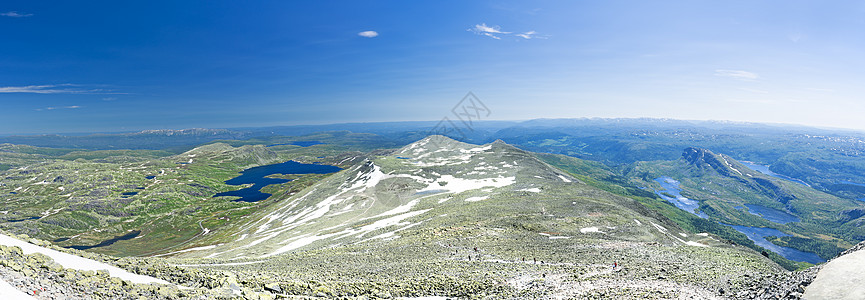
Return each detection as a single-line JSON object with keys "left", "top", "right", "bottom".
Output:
{"left": 214, "top": 160, "right": 341, "bottom": 202}
{"left": 739, "top": 161, "right": 810, "bottom": 187}
{"left": 266, "top": 141, "right": 324, "bottom": 147}
{"left": 654, "top": 176, "right": 821, "bottom": 263}
{"left": 66, "top": 230, "right": 141, "bottom": 250}
{"left": 653, "top": 177, "right": 707, "bottom": 218}
{"left": 7, "top": 216, "right": 39, "bottom": 222}
{"left": 723, "top": 224, "right": 824, "bottom": 264}
{"left": 737, "top": 204, "right": 799, "bottom": 224}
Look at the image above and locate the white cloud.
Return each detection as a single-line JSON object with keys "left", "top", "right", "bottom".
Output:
{"left": 714, "top": 69, "right": 759, "bottom": 81}
{"left": 468, "top": 23, "right": 510, "bottom": 40}
{"left": 35, "top": 106, "right": 82, "bottom": 112}
{"left": 1, "top": 11, "right": 33, "bottom": 17}
{"left": 469, "top": 24, "right": 544, "bottom": 40}
{"left": 358, "top": 31, "right": 379, "bottom": 38}
{"left": 0, "top": 84, "right": 125, "bottom": 94}
{"left": 515, "top": 30, "right": 537, "bottom": 39}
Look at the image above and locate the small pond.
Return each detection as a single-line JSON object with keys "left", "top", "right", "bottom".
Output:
{"left": 7, "top": 216, "right": 39, "bottom": 222}
{"left": 65, "top": 230, "right": 141, "bottom": 250}
{"left": 653, "top": 177, "right": 707, "bottom": 218}
{"left": 736, "top": 204, "right": 799, "bottom": 224}
{"left": 266, "top": 141, "right": 325, "bottom": 147}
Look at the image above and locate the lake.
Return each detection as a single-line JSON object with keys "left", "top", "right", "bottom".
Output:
{"left": 65, "top": 230, "right": 141, "bottom": 250}
{"left": 653, "top": 177, "right": 707, "bottom": 218}
{"left": 737, "top": 204, "right": 800, "bottom": 224}
{"left": 723, "top": 224, "right": 824, "bottom": 264}
{"left": 654, "top": 176, "right": 822, "bottom": 263}
{"left": 214, "top": 160, "right": 341, "bottom": 202}
{"left": 265, "top": 141, "right": 324, "bottom": 147}
{"left": 739, "top": 161, "right": 810, "bottom": 187}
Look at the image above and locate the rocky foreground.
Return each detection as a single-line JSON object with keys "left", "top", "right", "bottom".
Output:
{"left": 4, "top": 229, "right": 865, "bottom": 299}
{"left": 0, "top": 231, "right": 274, "bottom": 300}
{"left": 731, "top": 240, "right": 865, "bottom": 300}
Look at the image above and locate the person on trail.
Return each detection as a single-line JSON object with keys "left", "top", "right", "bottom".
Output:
{"left": 613, "top": 261, "right": 618, "bottom": 269}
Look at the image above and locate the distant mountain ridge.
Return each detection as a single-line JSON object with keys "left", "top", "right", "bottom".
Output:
{"left": 0, "top": 128, "right": 254, "bottom": 151}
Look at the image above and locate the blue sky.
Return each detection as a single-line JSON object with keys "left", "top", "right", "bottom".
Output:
{"left": 2, "top": 1, "right": 865, "bottom": 134}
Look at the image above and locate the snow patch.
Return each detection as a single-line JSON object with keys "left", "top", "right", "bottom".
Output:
{"left": 580, "top": 227, "right": 604, "bottom": 234}
{"left": 0, "top": 233, "right": 175, "bottom": 285}
{"left": 417, "top": 175, "right": 516, "bottom": 194}
{"left": 685, "top": 241, "right": 708, "bottom": 247}
{"left": 650, "top": 222, "right": 668, "bottom": 233}
{"left": 0, "top": 277, "right": 31, "bottom": 299}
{"left": 465, "top": 196, "right": 489, "bottom": 202}
{"left": 379, "top": 199, "right": 419, "bottom": 216}
{"left": 721, "top": 156, "right": 742, "bottom": 175}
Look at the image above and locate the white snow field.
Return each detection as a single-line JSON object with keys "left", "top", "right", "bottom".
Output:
{"left": 0, "top": 233, "right": 173, "bottom": 285}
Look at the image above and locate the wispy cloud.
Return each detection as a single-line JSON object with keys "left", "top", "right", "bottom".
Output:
{"left": 0, "top": 84, "right": 126, "bottom": 94}
{"left": 1, "top": 11, "right": 33, "bottom": 18}
{"left": 35, "top": 106, "right": 82, "bottom": 111}
{"left": 468, "top": 23, "right": 510, "bottom": 40}
{"left": 468, "top": 24, "right": 544, "bottom": 40}
{"left": 515, "top": 30, "right": 538, "bottom": 39}
{"left": 714, "top": 69, "right": 759, "bottom": 81}
{"left": 358, "top": 31, "right": 379, "bottom": 38}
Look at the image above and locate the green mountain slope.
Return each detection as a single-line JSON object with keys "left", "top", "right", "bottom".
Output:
{"left": 0, "top": 139, "right": 368, "bottom": 257}
{"left": 163, "top": 136, "right": 781, "bottom": 298}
